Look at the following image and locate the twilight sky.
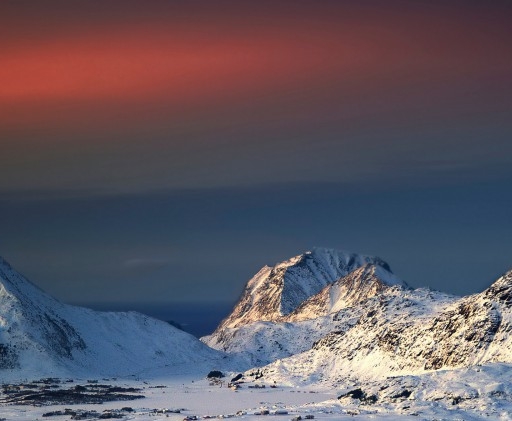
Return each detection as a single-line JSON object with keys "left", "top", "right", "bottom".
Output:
{"left": 1, "top": 1, "right": 512, "bottom": 326}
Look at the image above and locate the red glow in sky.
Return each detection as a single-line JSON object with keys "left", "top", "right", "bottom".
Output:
{"left": 1, "top": 1, "right": 510, "bottom": 134}
{"left": 0, "top": 1, "right": 511, "bottom": 195}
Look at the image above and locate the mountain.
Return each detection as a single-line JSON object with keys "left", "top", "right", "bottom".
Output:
{"left": 203, "top": 248, "right": 512, "bottom": 386}
{"left": 0, "top": 256, "right": 222, "bottom": 380}
{"left": 256, "top": 269, "right": 512, "bottom": 386}
{"left": 211, "top": 248, "right": 393, "bottom": 331}
{"left": 202, "top": 249, "right": 406, "bottom": 364}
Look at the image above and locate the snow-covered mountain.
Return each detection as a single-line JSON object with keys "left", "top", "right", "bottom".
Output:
{"left": 251, "top": 269, "right": 512, "bottom": 386}
{"left": 203, "top": 248, "right": 512, "bottom": 387}
{"left": 0, "top": 256, "right": 222, "bottom": 380}
{"left": 211, "top": 248, "right": 393, "bottom": 331}
{"left": 202, "top": 249, "right": 407, "bottom": 365}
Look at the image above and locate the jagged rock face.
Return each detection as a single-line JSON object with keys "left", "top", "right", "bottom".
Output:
{"left": 214, "top": 248, "right": 392, "bottom": 331}
{"left": 287, "top": 263, "right": 407, "bottom": 322}
{"left": 417, "top": 297, "right": 502, "bottom": 370}
{"left": 203, "top": 253, "right": 405, "bottom": 364}
{"left": 305, "top": 288, "right": 456, "bottom": 375}
{"left": 311, "top": 293, "right": 501, "bottom": 373}
{"left": 0, "top": 257, "right": 222, "bottom": 379}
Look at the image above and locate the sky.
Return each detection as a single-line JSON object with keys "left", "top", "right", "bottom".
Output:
{"left": 1, "top": 1, "right": 512, "bottom": 333}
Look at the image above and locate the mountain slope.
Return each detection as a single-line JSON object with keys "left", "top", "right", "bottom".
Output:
{"left": 0, "top": 256, "right": 223, "bottom": 380}
{"left": 257, "top": 269, "right": 512, "bottom": 386}
{"left": 287, "top": 263, "right": 407, "bottom": 322}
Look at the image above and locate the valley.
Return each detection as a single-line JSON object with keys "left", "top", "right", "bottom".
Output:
{"left": 2, "top": 248, "right": 512, "bottom": 420}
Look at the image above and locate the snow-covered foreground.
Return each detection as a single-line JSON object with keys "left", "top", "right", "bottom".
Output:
{"left": 3, "top": 364, "right": 512, "bottom": 421}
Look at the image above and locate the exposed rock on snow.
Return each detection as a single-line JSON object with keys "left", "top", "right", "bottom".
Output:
{"left": 332, "top": 362, "right": 512, "bottom": 420}
{"left": 254, "top": 269, "right": 512, "bottom": 386}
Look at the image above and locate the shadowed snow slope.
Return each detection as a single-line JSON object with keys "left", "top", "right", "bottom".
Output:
{"left": 0, "top": 257, "right": 222, "bottom": 380}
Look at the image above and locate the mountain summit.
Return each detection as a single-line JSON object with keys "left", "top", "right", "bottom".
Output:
{"left": 214, "top": 248, "right": 392, "bottom": 331}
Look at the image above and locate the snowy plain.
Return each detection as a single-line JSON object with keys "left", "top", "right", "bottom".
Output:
{"left": 3, "top": 365, "right": 512, "bottom": 421}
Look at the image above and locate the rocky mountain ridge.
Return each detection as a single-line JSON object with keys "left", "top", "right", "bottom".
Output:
{"left": 254, "top": 271, "right": 512, "bottom": 385}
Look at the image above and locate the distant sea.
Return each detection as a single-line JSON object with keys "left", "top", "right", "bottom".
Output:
{"left": 73, "top": 301, "right": 234, "bottom": 337}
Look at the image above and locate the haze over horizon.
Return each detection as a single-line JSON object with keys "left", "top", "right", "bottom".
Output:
{"left": 1, "top": 0, "right": 511, "bottom": 325}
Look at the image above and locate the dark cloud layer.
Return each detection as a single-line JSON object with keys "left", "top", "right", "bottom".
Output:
{"left": 0, "top": 1, "right": 511, "bottom": 325}
{"left": 1, "top": 180, "right": 511, "bottom": 304}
